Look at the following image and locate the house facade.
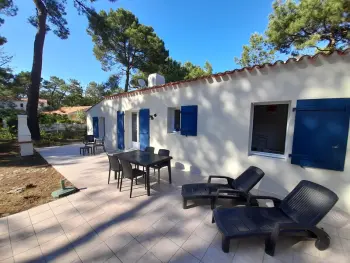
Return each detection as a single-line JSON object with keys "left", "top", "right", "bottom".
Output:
{"left": 86, "top": 50, "right": 350, "bottom": 214}
{"left": 0, "top": 98, "right": 48, "bottom": 110}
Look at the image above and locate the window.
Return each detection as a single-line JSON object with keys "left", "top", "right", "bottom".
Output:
{"left": 20, "top": 103, "right": 23, "bottom": 108}
{"left": 249, "top": 102, "right": 289, "bottom": 157}
{"left": 132, "top": 112, "right": 137, "bottom": 142}
{"left": 167, "top": 105, "right": 198, "bottom": 136}
{"left": 167, "top": 107, "right": 180, "bottom": 133}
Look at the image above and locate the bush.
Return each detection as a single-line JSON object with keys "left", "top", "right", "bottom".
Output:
{"left": 0, "top": 127, "right": 13, "bottom": 140}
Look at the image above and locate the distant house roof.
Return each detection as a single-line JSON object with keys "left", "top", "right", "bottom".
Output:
{"left": 43, "top": 106, "right": 91, "bottom": 115}
{"left": 103, "top": 48, "right": 350, "bottom": 100}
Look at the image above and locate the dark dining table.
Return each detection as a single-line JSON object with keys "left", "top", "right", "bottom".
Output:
{"left": 115, "top": 150, "right": 172, "bottom": 196}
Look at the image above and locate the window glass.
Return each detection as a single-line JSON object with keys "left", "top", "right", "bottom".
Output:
{"left": 251, "top": 104, "right": 289, "bottom": 155}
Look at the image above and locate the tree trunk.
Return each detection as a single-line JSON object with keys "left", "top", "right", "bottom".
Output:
{"left": 124, "top": 67, "right": 130, "bottom": 92}
{"left": 27, "top": 0, "right": 47, "bottom": 141}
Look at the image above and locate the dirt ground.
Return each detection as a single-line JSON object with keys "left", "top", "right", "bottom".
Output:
{"left": 0, "top": 140, "right": 73, "bottom": 217}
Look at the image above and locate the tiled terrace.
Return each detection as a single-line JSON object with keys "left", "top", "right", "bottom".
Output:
{"left": 0, "top": 144, "right": 349, "bottom": 263}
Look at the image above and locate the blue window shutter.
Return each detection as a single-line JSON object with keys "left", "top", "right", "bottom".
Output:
{"left": 291, "top": 98, "right": 350, "bottom": 171}
{"left": 139, "top": 109, "right": 150, "bottom": 150}
{"left": 181, "top": 105, "right": 198, "bottom": 136}
{"left": 117, "top": 111, "right": 125, "bottom": 150}
{"left": 92, "top": 117, "right": 99, "bottom": 138}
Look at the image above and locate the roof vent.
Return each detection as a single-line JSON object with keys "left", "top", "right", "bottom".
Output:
{"left": 148, "top": 73, "right": 165, "bottom": 87}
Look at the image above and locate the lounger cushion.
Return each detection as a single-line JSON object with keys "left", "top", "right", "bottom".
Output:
{"left": 214, "top": 207, "right": 294, "bottom": 238}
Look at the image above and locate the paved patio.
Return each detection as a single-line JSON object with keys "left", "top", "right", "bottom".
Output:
{"left": 0, "top": 144, "right": 349, "bottom": 263}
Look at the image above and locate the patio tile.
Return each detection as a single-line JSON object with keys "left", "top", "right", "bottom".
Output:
{"left": 176, "top": 217, "right": 202, "bottom": 233}
{"left": 166, "top": 225, "right": 192, "bottom": 247}
{"left": 30, "top": 209, "right": 55, "bottom": 224}
{"left": 13, "top": 246, "right": 45, "bottom": 263}
{"left": 105, "top": 256, "right": 122, "bottom": 263}
{"left": 73, "top": 201, "right": 98, "bottom": 214}
{"left": 7, "top": 211, "right": 29, "bottom": 223}
{"left": 136, "top": 227, "right": 164, "bottom": 250}
{"left": 11, "top": 235, "right": 39, "bottom": 255}
{"left": 202, "top": 233, "right": 237, "bottom": 263}
{"left": 137, "top": 251, "right": 161, "bottom": 263}
{"left": 152, "top": 217, "right": 175, "bottom": 235}
{"left": 52, "top": 202, "right": 76, "bottom": 215}
{"left": 105, "top": 229, "right": 134, "bottom": 253}
{"left": 9, "top": 225, "right": 35, "bottom": 242}
{"left": 65, "top": 223, "right": 101, "bottom": 247}
{"left": 49, "top": 197, "right": 71, "bottom": 209}
{"left": 55, "top": 207, "right": 80, "bottom": 223}
{"left": 337, "top": 223, "right": 350, "bottom": 240}
{"left": 0, "top": 244, "right": 13, "bottom": 261}
{"left": 0, "top": 218, "right": 8, "bottom": 235}
{"left": 232, "top": 238, "right": 265, "bottom": 263}
{"left": 40, "top": 234, "right": 80, "bottom": 263}
{"left": 292, "top": 239, "right": 320, "bottom": 258}
{"left": 0, "top": 257, "right": 14, "bottom": 263}
{"left": 318, "top": 247, "right": 347, "bottom": 263}
{"left": 261, "top": 237, "right": 296, "bottom": 263}
{"left": 150, "top": 236, "right": 180, "bottom": 262}
{"left": 292, "top": 252, "right": 318, "bottom": 263}
{"left": 8, "top": 217, "right": 32, "bottom": 233}
{"left": 81, "top": 207, "right": 105, "bottom": 222}
{"left": 317, "top": 223, "right": 338, "bottom": 237}
{"left": 193, "top": 222, "right": 217, "bottom": 243}
{"left": 169, "top": 247, "right": 200, "bottom": 263}
{"left": 36, "top": 224, "right": 65, "bottom": 245}
{"left": 28, "top": 204, "right": 51, "bottom": 217}
{"left": 340, "top": 238, "right": 350, "bottom": 256}
{"left": 182, "top": 233, "right": 210, "bottom": 260}
{"left": 78, "top": 242, "right": 115, "bottom": 263}
{"left": 33, "top": 216, "right": 60, "bottom": 234}
{"left": 116, "top": 239, "right": 147, "bottom": 263}
{"left": 60, "top": 214, "right": 86, "bottom": 233}
{"left": 0, "top": 232, "right": 10, "bottom": 248}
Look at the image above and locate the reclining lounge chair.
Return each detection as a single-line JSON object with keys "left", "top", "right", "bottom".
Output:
{"left": 181, "top": 166, "right": 265, "bottom": 209}
{"left": 212, "top": 180, "right": 339, "bottom": 256}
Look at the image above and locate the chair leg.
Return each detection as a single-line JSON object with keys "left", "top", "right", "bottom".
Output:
{"left": 116, "top": 171, "right": 120, "bottom": 188}
{"left": 114, "top": 171, "right": 117, "bottom": 180}
{"left": 158, "top": 169, "right": 160, "bottom": 184}
{"left": 108, "top": 169, "right": 111, "bottom": 184}
{"left": 210, "top": 198, "right": 216, "bottom": 210}
{"left": 182, "top": 198, "right": 187, "bottom": 209}
{"left": 119, "top": 176, "right": 123, "bottom": 192}
{"left": 222, "top": 236, "right": 230, "bottom": 253}
{"left": 130, "top": 177, "right": 133, "bottom": 198}
{"left": 154, "top": 168, "right": 155, "bottom": 176}
{"left": 135, "top": 178, "right": 138, "bottom": 185}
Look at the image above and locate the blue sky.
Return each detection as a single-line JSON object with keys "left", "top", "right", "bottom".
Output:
{"left": 2, "top": 0, "right": 274, "bottom": 86}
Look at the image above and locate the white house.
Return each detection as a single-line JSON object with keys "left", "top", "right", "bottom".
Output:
{"left": 0, "top": 98, "right": 48, "bottom": 110}
{"left": 87, "top": 50, "right": 350, "bottom": 214}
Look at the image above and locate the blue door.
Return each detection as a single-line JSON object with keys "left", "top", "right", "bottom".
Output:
{"left": 139, "top": 109, "right": 150, "bottom": 150}
{"left": 92, "top": 117, "right": 99, "bottom": 138}
{"left": 117, "top": 111, "right": 125, "bottom": 150}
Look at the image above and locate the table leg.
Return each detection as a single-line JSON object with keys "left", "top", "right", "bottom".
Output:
{"left": 146, "top": 166, "right": 150, "bottom": 196}
{"left": 168, "top": 160, "right": 172, "bottom": 184}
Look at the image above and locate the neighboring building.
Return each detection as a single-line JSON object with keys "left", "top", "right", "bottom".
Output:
{"left": 43, "top": 106, "right": 91, "bottom": 121}
{"left": 0, "top": 98, "right": 48, "bottom": 110}
{"left": 86, "top": 50, "right": 350, "bottom": 214}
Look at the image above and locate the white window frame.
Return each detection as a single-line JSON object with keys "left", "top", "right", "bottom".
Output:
{"left": 167, "top": 107, "right": 181, "bottom": 134}
{"left": 248, "top": 100, "right": 291, "bottom": 159}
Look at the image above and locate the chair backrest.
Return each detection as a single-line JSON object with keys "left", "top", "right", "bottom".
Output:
{"left": 234, "top": 166, "right": 265, "bottom": 192}
{"left": 158, "top": 149, "right": 170, "bottom": 156}
{"left": 280, "top": 180, "right": 339, "bottom": 226}
{"left": 120, "top": 159, "right": 133, "bottom": 179}
{"left": 107, "top": 154, "right": 121, "bottom": 171}
{"left": 144, "top": 147, "right": 155, "bottom": 153}
{"left": 85, "top": 135, "right": 95, "bottom": 143}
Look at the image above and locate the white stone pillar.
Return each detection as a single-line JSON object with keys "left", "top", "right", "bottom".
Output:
{"left": 17, "top": 115, "right": 34, "bottom": 156}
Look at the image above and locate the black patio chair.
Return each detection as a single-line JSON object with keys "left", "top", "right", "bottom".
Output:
{"left": 150, "top": 149, "right": 170, "bottom": 184}
{"left": 107, "top": 154, "right": 122, "bottom": 186}
{"left": 94, "top": 137, "right": 106, "bottom": 153}
{"left": 212, "top": 180, "right": 339, "bottom": 256}
{"left": 138, "top": 146, "right": 155, "bottom": 170}
{"left": 119, "top": 159, "right": 146, "bottom": 198}
{"left": 83, "top": 135, "right": 95, "bottom": 146}
{"left": 181, "top": 166, "right": 264, "bottom": 209}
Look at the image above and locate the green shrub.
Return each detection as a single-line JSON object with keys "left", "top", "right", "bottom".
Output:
{"left": 0, "top": 127, "right": 12, "bottom": 140}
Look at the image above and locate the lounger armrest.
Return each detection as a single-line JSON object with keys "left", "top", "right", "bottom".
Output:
{"left": 265, "top": 222, "right": 329, "bottom": 256}
{"left": 216, "top": 189, "right": 248, "bottom": 199}
{"left": 247, "top": 195, "right": 282, "bottom": 207}
{"left": 208, "top": 175, "right": 235, "bottom": 185}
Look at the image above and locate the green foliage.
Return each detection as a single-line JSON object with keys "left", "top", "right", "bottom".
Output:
{"left": 85, "top": 81, "right": 105, "bottom": 104}
{"left": 183, "top": 61, "right": 213, "bottom": 80}
{"left": 0, "top": 127, "right": 12, "bottom": 140}
{"left": 87, "top": 8, "right": 169, "bottom": 92}
{"left": 266, "top": 0, "right": 350, "bottom": 55}
{"left": 234, "top": 33, "right": 276, "bottom": 67}
{"left": 0, "top": 108, "right": 19, "bottom": 138}
{"left": 39, "top": 113, "right": 73, "bottom": 125}
{"left": 41, "top": 76, "right": 67, "bottom": 109}
{"left": 74, "top": 110, "right": 86, "bottom": 124}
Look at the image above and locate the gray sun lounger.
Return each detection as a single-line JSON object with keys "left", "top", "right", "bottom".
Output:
{"left": 181, "top": 166, "right": 265, "bottom": 209}
{"left": 213, "top": 180, "right": 339, "bottom": 256}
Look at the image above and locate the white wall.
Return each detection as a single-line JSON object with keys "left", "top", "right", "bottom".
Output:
{"left": 87, "top": 53, "right": 350, "bottom": 213}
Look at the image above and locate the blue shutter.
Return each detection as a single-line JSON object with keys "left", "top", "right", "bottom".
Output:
{"left": 180, "top": 105, "right": 198, "bottom": 136}
{"left": 290, "top": 98, "right": 350, "bottom": 171}
{"left": 92, "top": 117, "right": 99, "bottom": 138}
{"left": 117, "top": 111, "right": 125, "bottom": 150}
{"left": 139, "top": 109, "right": 150, "bottom": 150}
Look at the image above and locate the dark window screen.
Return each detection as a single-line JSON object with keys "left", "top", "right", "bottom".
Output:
{"left": 132, "top": 113, "right": 137, "bottom": 142}
{"left": 174, "top": 109, "right": 181, "bottom": 131}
